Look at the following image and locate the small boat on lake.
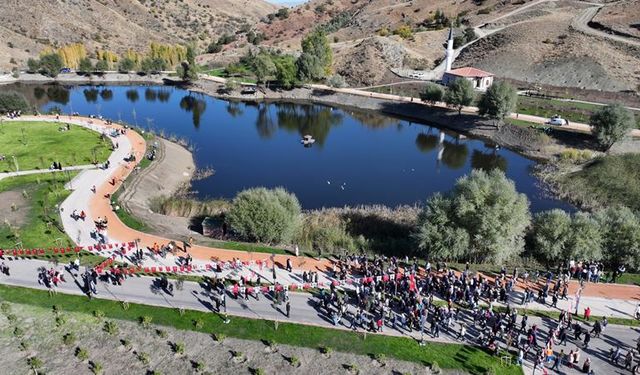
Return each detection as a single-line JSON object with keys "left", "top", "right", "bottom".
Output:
{"left": 301, "top": 135, "right": 316, "bottom": 146}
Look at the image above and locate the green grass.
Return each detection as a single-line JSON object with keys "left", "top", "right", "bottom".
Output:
{"left": 201, "top": 239, "right": 289, "bottom": 256}
{"left": 556, "top": 154, "right": 640, "bottom": 211}
{"left": 0, "top": 284, "right": 520, "bottom": 375}
{"left": 0, "top": 121, "right": 112, "bottom": 172}
{"left": 617, "top": 273, "right": 640, "bottom": 286}
{"left": 516, "top": 96, "right": 640, "bottom": 128}
{"left": 0, "top": 173, "right": 77, "bottom": 249}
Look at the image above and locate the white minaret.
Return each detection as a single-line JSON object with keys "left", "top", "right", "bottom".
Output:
{"left": 445, "top": 27, "right": 454, "bottom": 72}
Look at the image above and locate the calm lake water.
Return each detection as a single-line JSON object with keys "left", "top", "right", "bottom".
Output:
{"left": 7, "top": 83, "right": 572, "bottom": 212}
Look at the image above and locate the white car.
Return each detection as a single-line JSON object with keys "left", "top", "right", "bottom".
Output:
{"left": 545, "top": 115, "right": 567, "bottom": 126}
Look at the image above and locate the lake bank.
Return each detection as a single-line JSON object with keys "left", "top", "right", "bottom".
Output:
{"left": 0, "top": 72, "right": 169, "bottom": 86}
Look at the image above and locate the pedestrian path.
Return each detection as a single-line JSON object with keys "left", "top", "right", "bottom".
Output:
{"left": 0, "top": 164, "right": 96, "bottom": 181}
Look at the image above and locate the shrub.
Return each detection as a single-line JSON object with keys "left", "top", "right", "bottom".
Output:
{"left": 232, "top": 350, "right": 244, "bottom": 358}
{"left": 27, "top": 356, "right": 43, "bottom": 371}
{"left": 121, "top": 339, "right": 132, "bottom": 350}
{"left": 289, "top": 356, "right": 300, "bottom": 366}
{"left": 327, "top": 74, "right": 346, "bottom": 88}
{"left": 559, "top": 148, "right": 592, "bottom": 163}
{"left": 19, "top": 341, "right": 29, "bottom": 351}
{"left": 139, "top": 315, "right": 153, "bottom": 328}
{"left": 393, "top": 25, "right": 413, "bottom": 39}
{"left": 93, "top": 310, "right": 105, "bottom": 320}
{"left": 319, "top": 346, "right": 333, "bottom": 355}
{"left": 13, "top": 326, "right": 24, "bottom": 337}
{"left": 103, "top": 321, "right": 119, "bottom": 335}
{"left": 374, "top": 353, "right": 386, "bottom": 365}
{"left": 55, "top": 315, "right": 67, "bottom": 327}
{"left": 76, "top": 347, "right": 89, "bottom": 361}
{"left": 212, "top": 332, "right": 226, "bottom": 343}
{"left": 91, "top": 361, "right": 103, "bottom": 375}
{"left": 0, "top": 91, "right": 29, "bottom": 114}
{"left": 173, "top": 341, "right": 185, "bottom": 355}
{"left": 226, "top": 187, "right": 301, "bottom": 244}
{"left": 193, "top": 318, "right": 204, "bottom": 329}
{"left": 194, "top": 361, "right": 206, "bottom": 372}
{"left": 156, "top": 329, "right": 168, "bottom": 339}
{"left": 137, "top": 351, "right": 150, "bottom": 365}
{"left": 0, "top": 302, "right": 11, "bottom": 314}
{"left": 253, "top": 368, "right": 265, "bottom": 375}
{"left": 431, "top": 361, "right": 441, "bottom": 374}
{"left": 63, "top": 333, "right": 76, "bottom": 346}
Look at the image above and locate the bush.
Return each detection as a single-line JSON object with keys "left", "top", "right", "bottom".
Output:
{"left": 39, "top": 52, "right": 64, "bottom": 77}
{"left": 137, "top": 351, "right": 150, "bottom": 364}
{"left": 13, "top": 326, "right": 24, "bottom": 337}
{"left": 76, "top": 347, "right": 89, "bottom": 361}
{"left": 93, "top": 310, "right": 105, "bottom": 320}
{"left": 91, "top": 361, "right": 103, "bottom": 375}
{"left": 327, "top": 74, "right": 346, "bottom": 88}
{"left": 0, "top": 91, "right": 29, "bottom": 114}
{"left": 103, "top": 321, "right": 119, "bottom": 335}
{"left": 226, "top": 187, "right": 301, "bottom": 244}
{"left": 19, "top": 341, "right": 29, "bottom": 351}
{"left": 63, "top": 333, "right": 76, "bottom": 346}
{"left": 420, "top": 83, "right": 444, "bottom": 105}
{"left": 139, "top": 315, "right": 153, "bottom": 328}
{"left": 27, "top": 356, "right": 43, "bottom": 371}
{"left": 289, "top": 356, "right": 300, "bottom": 366}
{"left": 590, "top": 103, "right": 635, "bottom": 150}
{"left": 55, "top": 315, "right": 67, "bottom": 327}
{"left": 559, "top": 148, "right": 592, "bottom": 163}
{"left": 156, "top": 329, "right": 168, "bottom": 338}
{"left": 393, "top": 25, "right": 413, "bottom": 39}
{"left": 212, "top": 332, "right": 226, "bottom": 343}
{"left": 173, "top": 341, "right": 185, "bottom": 355}
{"left": 194, "top": 361, "right": 206, "bottom": 372}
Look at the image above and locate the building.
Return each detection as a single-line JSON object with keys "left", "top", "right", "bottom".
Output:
{"left": 441, "top": 27, "right": 494, "bottom": 90}
{"left": 442, "top": 67, "right": 494, "bottom": 90}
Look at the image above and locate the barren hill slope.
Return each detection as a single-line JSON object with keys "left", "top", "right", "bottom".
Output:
{"left": 0, "top": 0, "right": 276, "bottom": 71}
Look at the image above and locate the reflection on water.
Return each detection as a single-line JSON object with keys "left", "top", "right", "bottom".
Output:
{"left": 3, "top": 83, "right": 573, "bottom": 211}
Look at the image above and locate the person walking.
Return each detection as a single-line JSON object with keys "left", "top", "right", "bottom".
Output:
{"left": 551, "top": 349, "right": 563, "bottom": 372}
{"left": 286, "top": 301, "right": 291, "bottom": 318}
{"left": 583, "top": 332, "right": 591, "bottom": 348}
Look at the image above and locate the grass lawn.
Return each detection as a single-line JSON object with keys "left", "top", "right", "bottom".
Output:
{"left": 0, "top": 284, "right": 521, "bottom": 375}
{"left": 516, "top": 96, "right": 640, "bottom": 128}
{"left": 556, "top": 154, "right": 640, "bottom": 211}
{"left": 0, "top": 173, "right": 76, "bottom": 249}
{"left": 0, "top": 121, "right": 112, "bottom": 172}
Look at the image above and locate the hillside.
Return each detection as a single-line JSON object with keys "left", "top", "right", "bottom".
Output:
{"left": 0, "top": 0, "right": 277, "bottom": 71}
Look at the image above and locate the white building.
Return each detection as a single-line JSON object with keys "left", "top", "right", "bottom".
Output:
{"left": 442, "top": 67, "right": 494, "bottom": 90}
{"left": 441, "top": 28, "right": 494, "bottom": 90}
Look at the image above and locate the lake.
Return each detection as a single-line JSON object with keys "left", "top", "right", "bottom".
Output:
{"left": 5, "top": 83, "right": 572, "bottom": 212}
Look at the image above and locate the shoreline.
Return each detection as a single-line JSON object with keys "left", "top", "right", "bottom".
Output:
{"left": 0, "top": 72, "right": 172, "bottom": 86}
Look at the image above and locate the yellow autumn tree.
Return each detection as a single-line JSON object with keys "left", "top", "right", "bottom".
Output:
{"left": 123, "top": 49, "right": 143, "bottom": 69}
{"left": 148, "top": 42, "right": 187, "bottom": 69}
{"left": 96, "top": 49, "right": 119, "bottom": 63}
{"left": 57, "top": 43, "right": 87, "bottom": 69}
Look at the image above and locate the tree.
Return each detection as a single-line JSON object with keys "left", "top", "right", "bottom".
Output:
{"left": 567, "top": 212, "right": 602, "bottom": 262}
{"left": 276, "top": 8, "right": 290, "bottom": 19}
{"left": 420, "top": 83, "right": 444, "bottom": 105}
{"left": 530, "top": 209, "right": 572, "bottom": 266}
{"left": 275, "top": 56, "right": 297, "bottom": 89}
{"left": 118, "top": 57, "right": 135, "bottom": 73}
{"left": 296, "top": 53, "right": 323, "bottom": 82}
{"left": 226, "top": 187, "right": 301, "bottom": 244}
{"left": 39, "top": 53, "right": 64, "bottom": 77}
{"left": 253, "top": 53, "right": 276, "bottom": 85}
{"left": 26, "top": 58, "right": 40, "bottom": 73}
{"left": 0, "top": 92, "right": 29, "bottom": 113}
{"left": 451, "top": 169, "right": 530, "bottom": 263}
{"left": 206, "top": 41, "right": 222, "bottom": 54}
{"left": 477, "top": 81, "right": 518, "bottom": 128}
{"left": 297, "top": 30, "right": 332, "bottom": 81}
{"left": 140, "top": 57, "right": 167, "bottom": 74}
{"left": 415, "top": 194, "right": 469, "bottom": 261}
{"left": 589, "top": 103, "right": 635, "bottom": 151}
{"left": 326, "top": 74, "right": 346, "bottom": 88}
{"left": 78, "top": 57, "right": 93, "bottom": 74}
{"left": 224, "top": 78, "right": 239, "bottom": 93}
{"left": 178, "top": 45, "right": 199, "bottom": 82}
{"left": 596, "top": 206, "right": 640, "bottom": 270}
{"left": 444, "top": 78, "right": 474, "bottom": 114}
{"left": 94, "top": 59, "right": 109, "bottom": 73}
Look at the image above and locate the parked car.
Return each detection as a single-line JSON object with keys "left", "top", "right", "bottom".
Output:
{"left": 545, "top": 115, "right": 567, "bottom": 126}
{"left": 60, "top": 67, "right": 71, "bottom": 73}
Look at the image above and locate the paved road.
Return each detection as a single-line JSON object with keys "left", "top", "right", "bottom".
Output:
{"left": 1, "top": 257, "right": 639, "bottom": 375}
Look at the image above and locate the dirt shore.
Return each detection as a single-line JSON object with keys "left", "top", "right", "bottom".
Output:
{"left": 0, "top": 72, "right": 170, "bottom": 86}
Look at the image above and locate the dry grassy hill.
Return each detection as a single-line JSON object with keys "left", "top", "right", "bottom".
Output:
{"left": 0, "top": 0, "right": 276, "bottom": 71}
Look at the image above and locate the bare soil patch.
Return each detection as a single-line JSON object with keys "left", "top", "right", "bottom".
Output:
{"left": 0, "top": 302, "right": 440, "bottom": 375}
{"left": 0, "top": 190, "right": 29, "bottom": 228}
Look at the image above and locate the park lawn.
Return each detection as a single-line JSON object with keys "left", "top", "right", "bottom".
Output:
{"left": 555, "top": 154, "right": 640, "bottom": 211}
{"left": 0, "top": 121, "right": 112, "bottom": 172}
{"left": 516, "top": 96, "right": 640, "bottom": 127}
{"left": 0, "top": 284, "right": 521, "bottom": 375}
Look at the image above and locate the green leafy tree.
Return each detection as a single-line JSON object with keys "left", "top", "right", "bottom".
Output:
{"left": 530, "top": 209, "right": 572, "bottom": 266}
{"left": 140, "top": 57, "right": 168, "bottom": 74}
{"left": 178, "top": 45, "right": 199, "bottom": 82}
{"left": 118, "top": 57, "right": 136, "bottom": 73}
{"left": 0, "top": 91, "right": 29, "bottom": 113}
{"left": 78, "top": 57, "right": 93, "bottom": 74}
{"left": 596, "top": 206, "right": 640, "bottom": 270}
{"left": 451, "top": 169, "right": 530, "bottom": 263}
{"left": 26, "top": 58, "right": 40, "bottom": 73}
{"left": 415, "top": 194, "right": 469, "bottom": 261}
{"left": 94, "top": 59, "right": 109, "bottom": 73}
{"left": 253, "top": 53, "right": 276, "bottom": 85}
{"left": 39, "top": 53, "right": 64, "bottom": 77}
{"left": 275, "top": 56, "right": 297, "bottom": 89}
{"left": 226, "top": 187, "right": 301, "bottom": 244}
{"left": 444, "top": 78, "right": 474, "bottom": 114}
{"left": 420, "top": 83, "right": 444, "bottom": 105}
{"left": 589, "top": 103, "right": 635, "bottom": 151}
{"left": 567, "top": 212, "right": 603, "bottom": 261}
{"left": 477, "top": 81, "right": 518, "bottom": 127}
{"left": 297, "top": 30, "right": 332, "bottom": 81}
